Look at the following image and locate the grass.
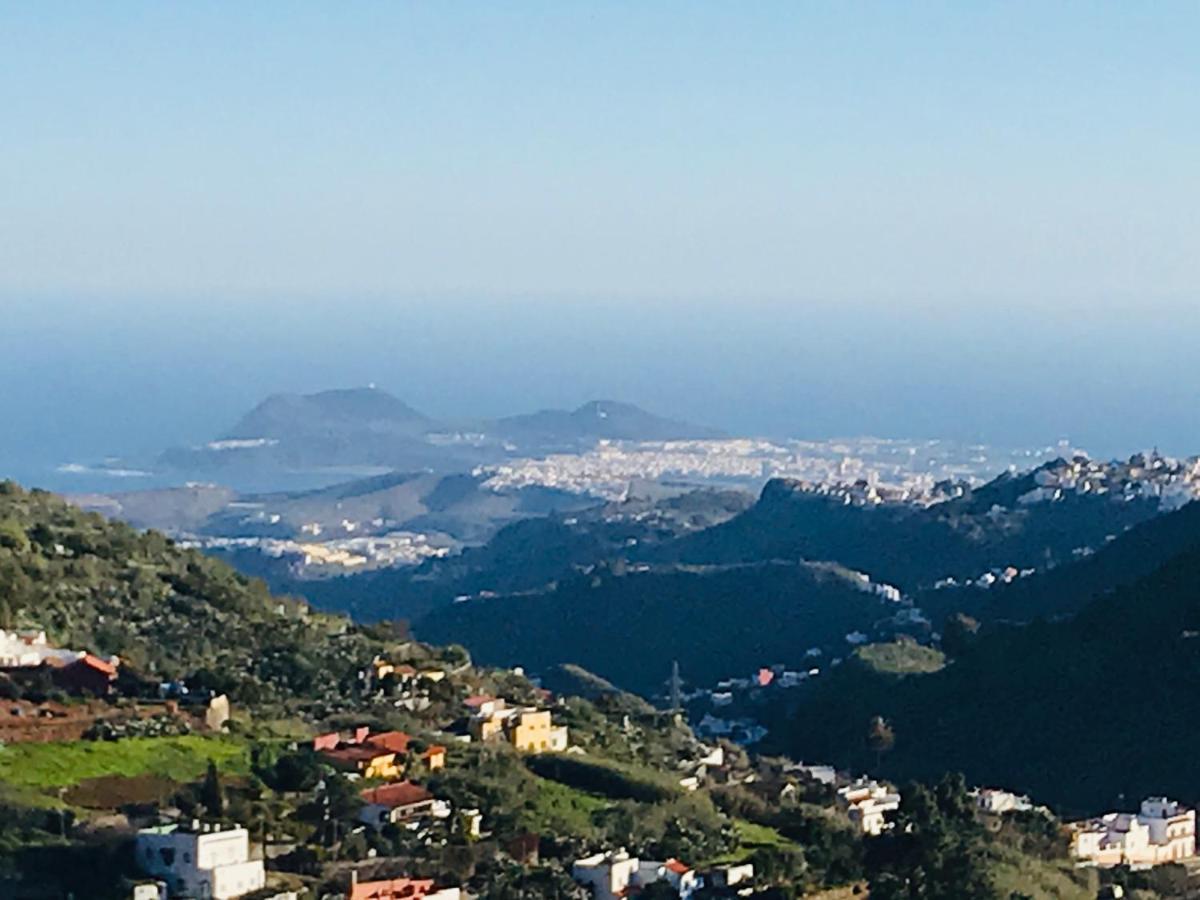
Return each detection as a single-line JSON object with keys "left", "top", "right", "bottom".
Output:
{"left": 706, "top": 818, "right": 800, "bottom": 865}
{"left": 0, "top": 735, "right": 250, "bottom": 792}
{"left": 521, "top": 776, "right": 611, "bottom": 837}
{"left": 525, "top": 752, "right": 681, "bottom": 803}
{"left": 854, "top": 640, "right": 946, "bottom": 675}
{"left": 989, "top": 845, "right": 1097, "bottom": 900}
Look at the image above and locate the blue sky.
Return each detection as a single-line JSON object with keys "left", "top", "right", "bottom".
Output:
{"left": 2, "top": 2, "right": 1197, "bottom": 301}
{"left": 1, "top": 4, "right": 1198, "bottom": 477}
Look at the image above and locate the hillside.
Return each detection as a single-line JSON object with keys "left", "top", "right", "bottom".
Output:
{"left": 257, "top": 486, "right": 752, "bottom": 623}
{"left": 417, "top": 560, "right": 896, "bottom": 696}
{"left": 918, "top": 497, "right": 1200, "bottom": 626}
{"left": 767, "top": 500, "right": 1200, "bottom": 814}
{"left": 667, "top": 459, "right": 1174, "bottom": 592}
{"left": 0, "top": 480, "right": 386, "bottom": 709}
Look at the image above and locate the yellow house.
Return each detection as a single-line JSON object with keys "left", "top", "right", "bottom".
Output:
{"left": 469, "top": 705, "right": 569, "bottom": 753}
{"left": 510, "top": 710, "right": 552, "bottom": 752}
{"left": 323, "top": 745, "right": 400, "bottom": 780}
{"left": 509, "top": 710, "right": 568, "bottom": 753}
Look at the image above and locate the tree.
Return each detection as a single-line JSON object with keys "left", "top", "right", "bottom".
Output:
{"left": 201, "top": 760, "right": 225, "bottom": 817}
{"left": 867, "top": 716, "right": 895, "bottom": 771}
{"left": 866, "top": 774, "right": 993, "bottom": 900}
{"left": 270, "top": 750, "right": 322, "bottom": 793}
{"left": 941, "top": 613, "right": 980, "bottom": 658}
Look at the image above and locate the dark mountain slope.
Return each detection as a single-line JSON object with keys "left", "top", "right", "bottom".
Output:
{"left": 919, "top": 498, "right": 1200, "bottom": 625}
{"left": 768, "top": 500, "right": 1200, "bottom": 814}
{"left": 417, "top": 561, "right": 892, "bottom": 696}
{"left": 666, "top": 467, "right": 1165, "bottom": 591}
{"left": 259, "top": 487, "right": 752, "bottom": 624}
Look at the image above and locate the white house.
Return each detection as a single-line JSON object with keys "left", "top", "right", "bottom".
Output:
{"left": 572, "top": 850, "right": 699, "bottom": 900}
{"left": 359, "top": 782, "right": 451, "bottom": 830}
{"left": 837, "top": 778, "right": 901, "bottom": 836}
{"left": 974, "top": 788, "right": 1034, "bottom": 815}
{"left": 136, "top": 822, "right": 265, "bottom": 899}
{"left": 1071, "top": 797, "right": 1197, "bottom": 868}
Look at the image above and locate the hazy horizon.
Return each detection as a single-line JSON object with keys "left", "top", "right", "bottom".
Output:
{"left": 3, "top": 293, "right": 1197, "bottom": 492}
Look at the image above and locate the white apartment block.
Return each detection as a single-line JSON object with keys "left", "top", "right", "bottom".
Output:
{"left": 136, "top": 822, "right": 265, "bottom": 899}
{"left": 573, "top": 850, "right": 699, "bottom": 900}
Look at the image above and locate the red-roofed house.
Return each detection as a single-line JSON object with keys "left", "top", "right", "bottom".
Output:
{"left": 316, "top": 726, "right": 407, "bottom": 779}
{"left": 314, "top": 732, "right": 341, "bottom": 752}
{"left": 359, "top": 781, "right": 448, "bottom": 828}
{"left": 463, "top": 695, "right": 503, "bottom": 716}
{"left": 347, "top": 871, "right": 460, "bottom": 900}
{"left": 364, "top": 730, "right": 413, "bottom": 755}
{"left": 54, "top": 653, "right": 118, "bottom": 696}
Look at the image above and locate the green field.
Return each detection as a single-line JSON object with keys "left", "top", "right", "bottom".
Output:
{"left": 522, "top": 776, "right": 612, "bottom": 837}
{"left": 706, "top": 818, "right": 799, "bottom": 865}
{"left": 0, "top": 736, "right": 250, "bottom": 792}
{"left": 853, "top": 640, "right": 946, "bottom": 675}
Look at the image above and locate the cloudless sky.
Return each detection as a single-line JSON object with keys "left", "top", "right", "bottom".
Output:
{"left": 3, "top": 2, "right": 1198, "bottom": 300}
{"left": 1, "top": 4, "right": 1198, "bottom": 481}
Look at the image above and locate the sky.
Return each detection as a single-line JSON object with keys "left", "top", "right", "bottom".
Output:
{"left": 1, "top": 4, "right": 1198, "bottom": 481}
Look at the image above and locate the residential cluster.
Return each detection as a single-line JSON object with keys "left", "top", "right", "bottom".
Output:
{"left": 476, "top": 437, "right": 1066, "bottom": 501}
{"left": 1070, "top": 797, "right": 1197, "bottom": 868}
{"left": 1015, "top": 452, "right": 1200, "bottom": 511}
{"left": 182, "top": 531, "right": 451, "bottom": 575}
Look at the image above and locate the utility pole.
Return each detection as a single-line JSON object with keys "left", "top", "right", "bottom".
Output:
{"left": 669, "top": 660, "right": 682, "bottom": 714}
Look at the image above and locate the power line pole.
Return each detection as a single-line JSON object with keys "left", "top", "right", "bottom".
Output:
{"left": 669, "top": 660, "right": 682, "bottom": 714}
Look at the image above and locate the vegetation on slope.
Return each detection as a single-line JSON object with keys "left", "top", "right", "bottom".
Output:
{"left": 771, "top": 502, "right": 1200, "bottom": 813}
{"left": 0, "top": 480, "right": 387, "bottom": 710}
{"left": 418, "top": 560, "right": 889, "bottom": 696}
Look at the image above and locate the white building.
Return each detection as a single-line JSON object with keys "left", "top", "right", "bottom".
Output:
{"left": 974, "top": 788, "right": 1034, "bottom": 814}
{"left": 837, "top": 778, "right": 901, "bottom": 836}
{"left": 136, "top": 822, "right": 265, "bottom": 899}
{"left": 1071, "top": 798, "right": 1196, "bottom": 868}
{"left": 0, "top": 629, "right": 83, "bottom": 668}
{"left": 572, "top": 850, "right": 699, "bottom": 900}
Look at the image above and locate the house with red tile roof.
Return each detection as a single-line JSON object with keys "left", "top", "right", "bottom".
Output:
{"left": 359, "top": 781, "right": 449, "bottom": 829}
{"left": 347, "top": 871, "right": 460, "bottom": 900}
{"left": 363, "top": 730, "right": 413, "bottom": 755}
{"left": 53, "top": 653, "right": 119, "bottom": 696}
